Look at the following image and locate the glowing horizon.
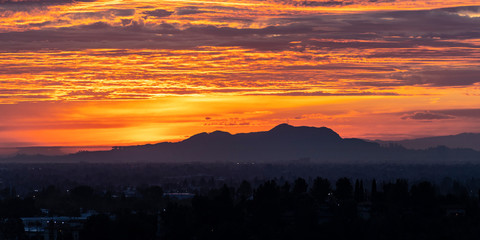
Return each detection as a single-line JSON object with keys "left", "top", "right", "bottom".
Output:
{"left": 1, "top": 0, "right": 480, "bottom": 147}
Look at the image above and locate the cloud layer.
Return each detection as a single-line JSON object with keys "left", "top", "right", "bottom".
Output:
{"left": 1, "top": 0, "right": 480, "bottom": 145}
{"left": 1, "top": 3, "right": 480, "bottom": 101}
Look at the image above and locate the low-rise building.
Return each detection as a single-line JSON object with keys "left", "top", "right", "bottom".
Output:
{"left": 22, "top": 212, "right": 95, "bottom": 240}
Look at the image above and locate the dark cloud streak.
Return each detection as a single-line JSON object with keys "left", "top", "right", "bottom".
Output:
{"left": 143, "top": 9, "right": 173, "bottom": 18}
{"left": 401, "top": 109, "right": 480, "bottom": 120}
{"left": 402, "top": 111, "right": 455, "bottom": 120}
{"left": 393, "top": 69, "right": 480, "bottom": 87}
{"left": 1, "top": 6, "right": 480, "bottom": 52}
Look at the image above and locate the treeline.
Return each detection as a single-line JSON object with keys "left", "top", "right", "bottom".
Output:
{"left": 161, "top": 178, "right": 480, "bottom": 240}
{"left": 1, "top": 177, "right": 480, "bottom": 239}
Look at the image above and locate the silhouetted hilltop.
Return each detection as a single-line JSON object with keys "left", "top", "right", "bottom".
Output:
{"left": 108, "top": 124, "right": 347, "bottom": 163}
{"left": 2, "top": 124, "right": 480, "bottom": 164}
{"left": 184, "top": 130, "right": 233, "bottom": 143}
{"left": 182, "top": 124, "right": 342, "bottom": 148}
{"left": 376, "top": 133, "right": 480, "bottom": 151}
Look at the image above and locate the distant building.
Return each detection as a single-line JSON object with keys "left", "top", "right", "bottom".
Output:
{"left": 123, "top": 187, "right": 138, "bottom": 198}
{"left": 357, "top": 202, "right": 372, "bottom": 220}
{"left": 444, "top": 206, "right": 466, "bottom": 217}
{"left": 22, "top": 212, "right": 95, "bottom": 240}
{"left": 163, "top": 192, "right": 195, "bottom": 200}
{"left": 317, "top": 204, "right": 333, "bottom": 224}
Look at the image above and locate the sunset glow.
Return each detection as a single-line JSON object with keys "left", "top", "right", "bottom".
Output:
{"left": 1, "top": 0, "right": 480, "bottom": 147}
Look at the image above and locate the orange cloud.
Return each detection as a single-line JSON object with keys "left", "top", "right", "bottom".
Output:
{"left": 1, "top": 1, "right": 480, "bottom": 146}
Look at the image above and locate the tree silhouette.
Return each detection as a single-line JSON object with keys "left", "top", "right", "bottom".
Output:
{"left": 411, "top": 181, "right": 437, "bottom": 214}
{"left": 383, "top": 179, "right": 408, "bottom": 204}
{"left": 81, "top": 214, "right": 112, "bottom": 240}
{"left": 335, "top": 177, "right": 353, "bottom": 201}
{"left": 310, "top": 177, "right": 331, "bottom": 203}
{"left": 236, "top": 180, "right": 252, "bottom": 201}
{"left": 293, "top": 178, "right": 308, "bottom": 195}
{"left": 371, "top": 179, "right": 377, "bottom": 201}
{"left": 354, "top": 179, "right": 365, "bottom": 202}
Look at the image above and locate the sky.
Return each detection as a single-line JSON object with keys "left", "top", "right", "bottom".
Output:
{"left": 1, "top": 0, "right": 480, "bottom": 147}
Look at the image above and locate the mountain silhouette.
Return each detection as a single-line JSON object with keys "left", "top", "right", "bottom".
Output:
{"left": 376, "top": 133, "right": 480, "bottom": 151}
{"left": 3, "top": 124, "right": 480, "bottom": 164}
{"left": 102, "top": 124, "right": 348, "bottom": 163}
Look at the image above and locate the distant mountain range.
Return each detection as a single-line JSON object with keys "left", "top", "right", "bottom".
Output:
{"left": 375, "top": 133, "right": 480, "bottom": 151}
{"left": 0, "top": 146, "right": 112, "bottom": 158}
{"left": 2, "top": 124, "right": 480, "bottom": 164}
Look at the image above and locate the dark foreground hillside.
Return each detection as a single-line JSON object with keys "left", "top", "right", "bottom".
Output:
{"left": 160, "top": 178, "right": 480, "bottom": 240}
{"left": 1, "top": 177, "right": 480, "bottom": 240}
